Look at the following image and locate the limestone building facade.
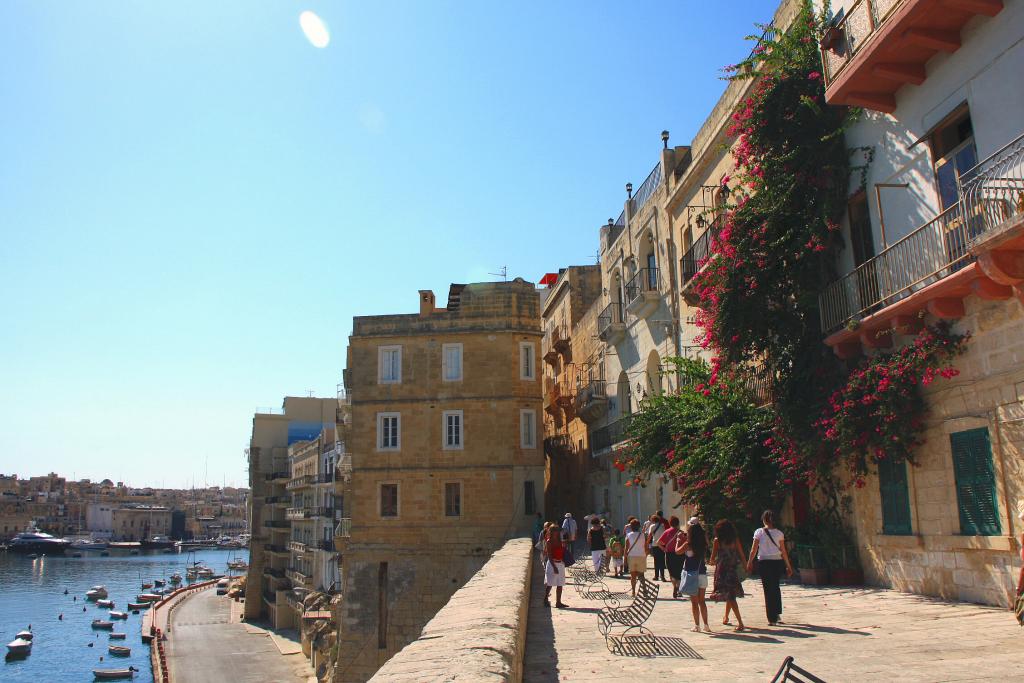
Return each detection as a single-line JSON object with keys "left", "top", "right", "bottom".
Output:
{"left": 334, "top": 280, "right": 545, "bottom": 682}
{"left": 245, "top": 396, "right": 340, "bottom": 626}
{"left": 812, "top": 0, "right": 1024, "bottom": 606}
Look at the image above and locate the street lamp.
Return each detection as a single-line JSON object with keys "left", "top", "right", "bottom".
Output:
{"left": 661, "top": 130, "right": 670, "bottom": 149}
{"left": 626, "top": 182, "right": 633, "bottom": 199}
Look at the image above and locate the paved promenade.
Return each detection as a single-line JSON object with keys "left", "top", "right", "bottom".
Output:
{"left": 166, "top": 589, "right": 314, "bottom": 683}
{"left": 524, "top": 555, "right": 1024, "bottom": 682}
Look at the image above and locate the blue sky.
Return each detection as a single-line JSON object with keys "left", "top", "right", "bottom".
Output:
{"left": 0, "top": 1, "right": 772, "bottom": 488}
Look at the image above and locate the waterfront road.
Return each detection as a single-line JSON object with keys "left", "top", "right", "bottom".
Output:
{"left": 166, "top": 588, "right": 314, "bottom": 683}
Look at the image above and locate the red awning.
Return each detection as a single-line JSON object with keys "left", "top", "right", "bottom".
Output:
{"left": 539, "top": 273, "right": 559, "bottom": 286}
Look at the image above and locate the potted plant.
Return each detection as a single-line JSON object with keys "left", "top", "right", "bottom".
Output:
{"left": 795, "top": 544, "right": 830, "bottom": 585}
{"left": 829, "top": 544, "right": 864, "bottom": 586}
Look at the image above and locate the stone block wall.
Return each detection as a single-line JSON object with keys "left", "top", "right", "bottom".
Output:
{"left": 849, "top": 295, "right": 1024, "bottom": 606}
{"left": 367, "top": 538, "right": 533, "bottom": 682}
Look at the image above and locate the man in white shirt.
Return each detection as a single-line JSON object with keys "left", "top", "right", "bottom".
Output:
{"left": 623, "top": 518, "right": 649, "bottom": 596}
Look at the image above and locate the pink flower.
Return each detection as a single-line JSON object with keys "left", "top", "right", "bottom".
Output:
{"left": 808, "top": 71, "right": 821, "bottom": 80}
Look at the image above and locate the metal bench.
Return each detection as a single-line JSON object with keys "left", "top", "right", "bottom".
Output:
{"left": 569, "top": 550, "right": 609, "bottom": 590}
{"left": 770, "top": 656, "right": 827, "bottom": 683}
{"left": 596, "top": 575, "right": 659, "bottom": 654}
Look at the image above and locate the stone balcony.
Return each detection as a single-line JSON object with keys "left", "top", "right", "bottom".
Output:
{"left": 597, "top": 302, "right": 626, "bottom": 346}
{"left": 286, "top": 474, "right": 313, "bottom": 491}
{"left": 624, "top": 267, "right": 661, "bottom": 319}
{"left": 574, "top": 379, "right": 609, "bottom": 424}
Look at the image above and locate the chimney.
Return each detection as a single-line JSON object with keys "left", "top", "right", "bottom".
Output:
{"left": 418, "top": 290, "right": 435, "bottom": 316}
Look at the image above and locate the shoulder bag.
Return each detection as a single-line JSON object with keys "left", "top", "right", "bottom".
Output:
{"left": 562, "top": 542, "right": 575, "bottom": 567}
{"left": 678, "top": 554, "right": 700, "bottom": 596}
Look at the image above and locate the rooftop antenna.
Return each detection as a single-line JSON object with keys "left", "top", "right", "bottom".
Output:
{"left": 488, "top": 265, "right": 508, "bottom": 282}
{"left": 591, "top": 249, "right": 601, "bottom": 265}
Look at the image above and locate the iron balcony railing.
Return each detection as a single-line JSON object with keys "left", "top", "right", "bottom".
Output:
{"left": 961, "top": 132, "right": 1024, "bottom": 238}
{"left": 543, "top": 434, "right": 572, "bottom": 457}
{"left": 288, "top": 540, "right": 308, "bottom": 553}
{"left": 819, "top": 131, "right": 1024, "bottom": 333}
{"left": 615, "top": 210, "right": 625, "bottom": 227}
{"left": 309, "top": 506, "right": 335, "bottom": 519}
{"left": 743, "top": 362, "right": 774, "bottom": 409}
{"left": 597, "top": 302, "right": 624, "bottom": 340}
{"left": 820, "top": 0, "right": 903, "bottom": 85}
{"left": 630, "top": 162, "right": 663, "bottom": 216}
{"left": 335, "top": 518, "right": 352, "bottom": 538}
{"left": 286, "top": 474, "right": 314, "bottom": 490}
{"left": 624, "top": 267, "right": 660, "bottom": 307}
{"left": 590, "top": 414, "right": 633, "bottom": 454}
{"left": 263, "top": 519, "right": 289, "bottom": 529}
{"left": 681, "top": 227, "right": 713, "bottom": 285}
{"left": 577, "top": 379, "right": 607, "bottom": 404}
{"left": 314, "top": 472, "right": 334, "bottom": 484}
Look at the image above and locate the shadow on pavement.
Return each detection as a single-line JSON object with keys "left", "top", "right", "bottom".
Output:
{"left": 609, "top": 635, "right": 705, "bottom": 659}
{"left": 784, "top": 622, "right": 870, "bottom": 636}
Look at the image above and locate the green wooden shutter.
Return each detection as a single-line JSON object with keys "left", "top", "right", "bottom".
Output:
{"left": 878, "top": 458, "right": 912, "bottom": 535}
{"left": 950, "top": 428, "right": 1001, "bottom": 536}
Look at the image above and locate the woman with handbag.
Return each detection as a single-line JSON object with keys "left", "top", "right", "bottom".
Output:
{"left": 543, "top": 526, "right": 569, "bottom": 608}
{"left": 676, "top": 520, "right": 711, "bottom": 632}
{"left": 710, "top": 519, "right": 747, "bottom": 631}
{"left": 656, "top": 516, "right": 685, "bottom": 598}
{"left": 747, "top": 510, "right": 794, "bottom": 626}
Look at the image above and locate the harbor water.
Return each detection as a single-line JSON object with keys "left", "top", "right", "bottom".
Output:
{"left": 0, "top": 548, "right": 247, "bottom": 682}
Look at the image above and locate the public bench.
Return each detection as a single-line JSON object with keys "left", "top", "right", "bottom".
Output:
{"left": 770, "top": 656, "right": 827, "bottom": 683}
{"left": 596, "top": 575, "right": 659, "bottom": 654}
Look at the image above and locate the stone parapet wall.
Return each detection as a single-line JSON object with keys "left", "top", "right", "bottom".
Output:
{"left": 368, "top": 538, "right": 533, "bottom": 682}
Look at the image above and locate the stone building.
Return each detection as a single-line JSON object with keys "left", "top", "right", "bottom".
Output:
{"left": 110, "top": 505, "right": 172, "bottom": 541}
{"left": 811, "top": 0, "right": 1024, "bottom": 606}
{"left": 245, "top": 396, "right": 341, "bottom": 626}
{"left": 286, "top": 428, "right": 341, "bottom": 595}
{"left": 539, "top": 265, "right": 603, "bottom": 522}
{"left": 334, "top": 280, "right": 545, "bottom": 682}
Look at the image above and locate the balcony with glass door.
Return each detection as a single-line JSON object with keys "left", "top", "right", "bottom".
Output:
{"left": 624, "top": 267, "right": 661, "bottom": 319}
{"left": 597, "top": 302, "right": 626, "bottom": 346}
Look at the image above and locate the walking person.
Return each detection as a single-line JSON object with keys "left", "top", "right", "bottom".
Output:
{"left": 677, "top": 519, "right": 711, "bottom": 632}
{"left": 646, "top": 514, "right": 667, "bottom": 582}
{"left": 624, "top": 518, "right": 649, "bottom": 596}
{"left": 533, "top": 513, "right": 544, "bottom": 543}
{"left": 607, "top": 528, "right": 625, "bottom": 577}
{"left": 543, "top": 525, "right": 569, "bottom": 608}
{"left": 710, "top": 519, "right": 748, "bottom": 631}
{"left": 656, "top": 516, "right": 685, "bottom": 598}
{"left": 587, "top": 517, "right": 606, "bottom": 574}
{"left": 562, "top": 513, "right": 578, "bottom": 551}
{"left": 747, "top": 510, "right": 794, "bottom": 626}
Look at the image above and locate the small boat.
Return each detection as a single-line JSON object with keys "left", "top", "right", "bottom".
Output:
{"left": 127, "top": 602, "right": 150, "bottom": 610}
{"left": 227, "top": 559, "right": 248, "bottom": 570}
{"left": 109, "top": 611, "right": 128, "bottom": 619}
{"left": 91, "top": 620, "right": 114, "bottom": 630}
{"left": 109, "top": 633, "right": 127, "bottom": 640}
{"left": 6, "top": 638, "right": 32, "bottom": 656}
{"left": 154, "top": 579, "right": 166, "bottom": 587}
{"left": 86, "top": 586, "right": 109, "bottom": 600}
{"left": 108, "top": 645, "right": 131, "bottom": 656}
{"left": 141, "top": 582, "right": 152, "bottom": 589}
{"left": 93, "top": 667, "right": 136, "bottom": 680}
{"left": 96, "top": 599, "right": 114, "bottom": 608}
{"left": 169, "top": 573, "right": 182, "bottom": 584}
{"left": 136, "top": 593, "right": 162, "bottom": 602}
{"left": 15, "top": 630, "right": 33, "bottom": 641}
{"left": 71, "top": 538, "right": 108, "bottom": 551}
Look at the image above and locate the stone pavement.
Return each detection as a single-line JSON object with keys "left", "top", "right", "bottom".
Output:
{"left": 166, "top": 587, "right": 315, "bottom": 683}
{"left": 524, "top": 554, "right": 1024, "bottom": 682}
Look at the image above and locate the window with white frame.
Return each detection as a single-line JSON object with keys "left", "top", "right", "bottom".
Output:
{"left": 520, "top": 409, "right": 537, "bottom": 449}
{"left": 442, "top": 343, "right": 463, "bottom": 382}
{"left": 519, "top": 342, "right": 536, "bottom": 381}
{"left": 377, "top": 412, "right": 400, "bottom": 451}
{"left": 443, "top": 410, "right": 463, "bottom": 450}
{"left": 444, "top": 482, "right": 462, "bottom": 517}
{"left": 379, "top": 482, "right": 399, "bottom": 518}
{"left": 378, "top": 345, "right": 402, "bottom": 384}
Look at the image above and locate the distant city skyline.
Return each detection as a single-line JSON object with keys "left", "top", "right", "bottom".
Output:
{"left": 0, "top": 1, "right": 772, "bottom": 487}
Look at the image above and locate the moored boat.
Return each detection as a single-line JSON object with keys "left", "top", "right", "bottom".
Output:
{"left": 70, "top": 538, "right": 108, "bottom": 551}
{"left": 154, "top": 579, "right": 166, "bottom": 587}
{"left": 96, "top": 599, "right": 114, "bottom": 608}
{"left": 9, "top": 522, "right": 70, "bottom": 555}
{"left": 141, "top": 582, "right": 152, "bottom": 589}
{"left": 109, "top": 633, "right": 127, "bottom": 640}
{"left": 126, "top": 601, "right": 150, "bottom": 610}
{"left": 93, "top": 667, "right": 136, "bottom": 680}
{"left": 169, "top": 573, "right": 182, "bottom": 584}
{"left": 15, "top": 630, "right": 33, "bottom": 641}
{"left": 86, "top": 586, "right": 109, "bottom": 600}
{"left": 142, "top": 535, "right": 175, "bottom": 550}
{"left": 91, "top": 620, "right": 114, "bottom": 630}
{"left": 109, "top": 611, "right": 128, "bottom": 619}
{"left": 136, "top": 593, "right": 162, "bottom": 602}
{"left": 6, "top": 638, "right": 32, "bottom": 656}
{"left": 108, "top": 645, "right": 131, "bottom": 656}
